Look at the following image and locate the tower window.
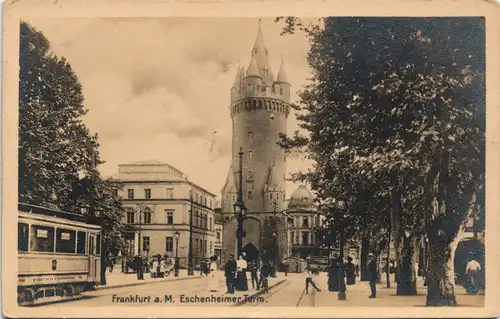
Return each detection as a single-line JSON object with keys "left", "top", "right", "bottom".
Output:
{"left": 247, "top": 170, "right": 253, "bottom": 180}
{"left": 248, "top": 191, "right": 253, "bottom": 200}
{"left": 248, "top": 151, "right": 253, "bottom": 162}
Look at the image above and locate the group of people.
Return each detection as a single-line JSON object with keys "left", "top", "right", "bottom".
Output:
{"left": 129, "top": 254, "right": 178, "bottom": 280}
{"left": 303, "top": 253, "right": 379, "bottom": 298}
{"left": 223, "top": 253, "right": 273, "bottom": 294}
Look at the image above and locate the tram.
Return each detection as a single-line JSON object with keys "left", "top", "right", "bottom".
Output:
{"left": 17, "top": 202, "right": 102, "bottom": 306}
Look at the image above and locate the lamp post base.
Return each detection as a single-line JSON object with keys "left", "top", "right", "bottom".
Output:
{"left": 337, "top": 291, "right": 347, "bottom": 300}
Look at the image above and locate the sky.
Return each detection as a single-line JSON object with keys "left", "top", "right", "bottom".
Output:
{"left": 26, "top": 17, "right": 315, "bottom": 198}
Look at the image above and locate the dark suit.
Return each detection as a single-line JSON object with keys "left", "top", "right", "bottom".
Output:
{"left": 367, "top": 259, "right": 377, "bottom": 297}
{"left": 224, "top": 259, "right": 237, "bottom": 293}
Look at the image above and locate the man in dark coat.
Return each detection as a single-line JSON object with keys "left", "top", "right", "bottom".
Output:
{"left": 328, "top": 255, "right": 340, "bottom": 291}
{"left": 367, "top": 253, "right": 377, "bottom": 298}
{"left": 249, "top": 260, "right": 260, "bottom": 290}
{"left": 345, "top": 256, "right": 356, "bottom": 285}
{"left": 224, "top": 254, "right": 237, "bottom": 294}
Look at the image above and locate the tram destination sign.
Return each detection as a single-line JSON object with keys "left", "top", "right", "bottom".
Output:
{"left": 18, "top": 274, "right": 87, "bottom": 286}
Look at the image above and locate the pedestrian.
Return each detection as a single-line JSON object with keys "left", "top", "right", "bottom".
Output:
{"left": 151, "top": 258, "right": 159, "bottom": 278}
{"left": 304, "top": 266, "right": 321, "bottom": 294}
{"left": 328, "top": 255, "right": 339, "bottom": 291}
{"left": 235, "top": 254, "right": 248, "bottom": 291}
{"left": 466, "top": 256, "right": 481, "bottom": 295}
{"left": 224, "top": 254, "right": 237, "bottom": 294}
{"left": 367, "top": 253, "right": 377, "bottom": 298}
{"left": 108, "top": 257, "right": 114, "bottom": 273}
{"left": 259, "top": 261, "right": 270, "bottom": 293}
{"left": 249, "top": 260, "right": 260, "bottom": 290}
{"left": 345, "top": 256, "right": 356, "bottom": 285}
{"left": 208, "top": 255, "right": 221, "bottom": 292}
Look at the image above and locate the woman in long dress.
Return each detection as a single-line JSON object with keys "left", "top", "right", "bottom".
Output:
{"left": 208, "top": 255, "right": 220, "bottom": 292}
{"left": 235, "top": 254, "right": 248, "bottom": 291}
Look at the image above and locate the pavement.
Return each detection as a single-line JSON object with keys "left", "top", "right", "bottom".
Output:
{"left": 40, "top": 271, "right": 484, "bottom": 308}
{"left": 244, "top": 273, "right": 485, "bottom": 307}
{"left": 98, "top": 269, "right": 201, "bottom": 290}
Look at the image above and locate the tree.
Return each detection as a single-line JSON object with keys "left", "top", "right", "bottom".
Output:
{"left": 19, "top": 21, "right": 127, "bottom": 255}
{"left": 276, "top": 17, "right": 485, "bottom": 305}
{"left": 19, "top": 22, "right": 95, "bottom": 210}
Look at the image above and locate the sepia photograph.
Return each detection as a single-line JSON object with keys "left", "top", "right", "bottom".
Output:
{"left": 3, "top": 1, "right": 499, "bottom": 318}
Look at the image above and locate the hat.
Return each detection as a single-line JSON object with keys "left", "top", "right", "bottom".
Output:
{"left": 242, "top": 252, "right": 247, "bottom": 256}
{"left": 368, "top": 253, "right": 374, "bottom": 257}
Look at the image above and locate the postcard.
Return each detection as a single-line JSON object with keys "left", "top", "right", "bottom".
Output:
{"left": 2, "top": 0, "right": 500, "bottom": 318}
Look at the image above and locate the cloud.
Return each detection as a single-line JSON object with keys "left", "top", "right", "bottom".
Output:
{"left": 26, "top": 17, "right": 314, "bottom": 196}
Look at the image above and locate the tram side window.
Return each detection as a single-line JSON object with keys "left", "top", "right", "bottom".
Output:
{"left": 77, "top": 231, "right": 86, "bottom": 254}
{"left": 96, "top": 234, "right": 101, "bottom": 256}
{"left": 56, "top": 228, "right": 76, "bottom": 253}
{"left": 30, "top": 225, "right": 55, "bottom": 252}
{"left": 18, "top": 223, "right": 29, "bottom": 251}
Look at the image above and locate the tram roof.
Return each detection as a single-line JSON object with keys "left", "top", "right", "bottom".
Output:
{"left": 18, "top": 202, "right": 89, "bottom": 223}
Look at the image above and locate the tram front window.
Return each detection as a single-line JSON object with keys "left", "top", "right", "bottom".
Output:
{"left": 56, "top": 228, "right": 76, "bottom": 253}
{"left": 77, "top": 231, "right": 86, "bottom": 254}
{"left": 30, "top": 225, "right": 55, "bottom": 252}
{"left": 18, "top": 223, "right": 29, "bottom": 251}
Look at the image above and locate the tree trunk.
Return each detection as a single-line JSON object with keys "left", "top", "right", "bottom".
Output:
{"left": 360, "top": 236, "right": 369, "bottom": 281}
{"left": 396, "top": 235, "right": 418, "bottom": 295}
{"left": 425, "top": 234, "right": 456, "bottom": 306}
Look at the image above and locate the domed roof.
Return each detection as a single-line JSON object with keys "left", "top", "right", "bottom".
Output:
{"left": 289, "top": 185, "right": 314, "bottom": 207}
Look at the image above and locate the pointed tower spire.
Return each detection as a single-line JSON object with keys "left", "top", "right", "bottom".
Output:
{"left": 276, "top": 55, "right": 288, "bottom": 83}
{"left": 232, "top": 67, "right": 242, "bottom": 88}
{"left": 246, "top": 56, "right": 260, "bottom": 77}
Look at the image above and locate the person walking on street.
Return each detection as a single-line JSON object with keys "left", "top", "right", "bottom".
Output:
{"left": 345, "top": 256, "right": 356, "bottom": 285}
{"left": 466, "top": 256, "right": 481, "bottom": 294}
{"left": 328, "top": 255, "right": 340, "bottom": 291}
{"left": 224, "top": 254, "right": 237, "bottom": 294}
{"left": 235, "top": 254, "right": 248, "bottom": 291}
{"left": 249, "top": 260, "right": 260, "bottom": 290}
{"left": 208, "top": 255, "right": 221, "bottom": 292}
{"left": 259, "top": 262, "right": 271, "bottom": 293}
{"left": 367, "top": 253, "right": 377, "bottom": 298}
{"left": 304, "top": 267, "right": 321, "bottom": 294}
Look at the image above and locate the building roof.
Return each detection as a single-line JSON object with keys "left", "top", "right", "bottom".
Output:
{"left": 276, "top": 56, "right": 288, "bottom": 83}
{"left": 288, "top": 185, "right": 314, "bottom": 208}
{"left": 250, "top": 22, "right": 275, "bottom": 84}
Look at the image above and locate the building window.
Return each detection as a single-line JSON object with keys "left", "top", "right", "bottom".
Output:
{"left": 166, "top": 188, "right": 174, "bottom": 199}
{"left": 248, "top": 151, "right": 253, "bottom": 163}
{"left": 195, "top": 239, "right": 199, "bottom": 254}
{"left": 127, "top": 211, "right": 135, "bottom": 224}
{"left": 210, "top": 200, "right": 212, "bottom": 209}
{"left": 216, "top": 232, "right": 221, "bottom": 243}
{"left": 127, "top": 189, "right": 134, "bottom": 199}
{"left": 302, "top": 217, "right": 309, "bottom": 227}
{"left": 143, "top": 209, "right": 152, "bottom": 224}
{"left": 209, "top": 218, "right": 213, "bottom": 231}
{"left": 209, "top": 241, "right": 213, "bottom": 255}
{"left": 270, "top": 193, "right": 273, "bottom": 200}
{"left": 290, "top": 231, "right": 295, "bottom": 244}
{"left": 196, "top": 211, "right": 200, "bottom": 227}
{"left": 204, "top": 215, "right": 208, "bottom": 229}
{"left": 248, "top": 170, "right": 253, "bottom": 180}
{"left": 166, "top": 210, "right": 174, "bottom": 224}
{"left": 302, "top": 232, "right": 309, "bottom": 245}
{"left": 204, "top": 197, "right": 207, "bottom": 207}
{"left": 196, "top": 193, "right": 199, "bottom": 203}
{"left": 143, "top": 236, "right": 150, "bottom": 251}
{"left": 112, "top": 189, "right": 118, "bottom": 197}
{"left": 165, "top": 237, "right": 173, "bottom": 252}
{"left": 144, "top": 189, "right": 151, "bottom": 199}
{"left": 204, "top": 240, "right": 208, "bottom": 256}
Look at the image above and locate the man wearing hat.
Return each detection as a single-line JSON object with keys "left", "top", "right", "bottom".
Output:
{"left": 224, "top": 254, "right": 237, "bottom": 294}
{"left": 367, "top": 253, "right": 377, "bottom": 298}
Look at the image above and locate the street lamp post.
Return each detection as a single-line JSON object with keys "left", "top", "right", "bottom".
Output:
{"left": 188, "top": 189, "right": 194, "bottom": 276}
{"left": 336, "top": 198, "right": 347, "bottom": 301}
{"left": 175, "top": 230, "right": 180, "bottom": 277}
{"left": 234, "top": 147, "right": 246, "bottom": 258}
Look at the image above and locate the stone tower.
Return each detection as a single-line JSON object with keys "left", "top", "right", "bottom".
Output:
{"left": 221, "top": 22, "right": 291, "bottom": 262}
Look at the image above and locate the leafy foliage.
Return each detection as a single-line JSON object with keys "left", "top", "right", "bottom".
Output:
{"left": 277, "top": 17, "right": 484, "bottom": 305}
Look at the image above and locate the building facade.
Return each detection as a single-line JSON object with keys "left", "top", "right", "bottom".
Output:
{"left": 286, "top": 185, "right": 328, "bottom": 259}
{"left": 221, "top": 23, "right": 291, "bottom": 262}
{"left": 114, "top": 160, "right": 217, "bottom": 267}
